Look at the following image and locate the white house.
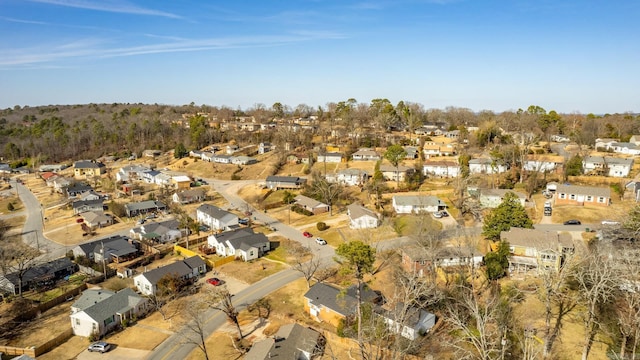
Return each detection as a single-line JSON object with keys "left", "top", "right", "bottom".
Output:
{"left": 469, "top": 158, "right": 507, "bottom": 174}
{"left": 378, "top": 304, "right": 436, "bottom": 340}
{"left": 141, "top": 170, "right": 161, "bottom": 184}
{"left": 317, "top": 152, "right": 343, "bottom": 163}
{"left": 231, "top": 156, "right": 257, "bottom": 165}
{"left": 134, "top": 256, "right": 206, "bottom": 296}
{"left": 196, "top": 204, "right": 239, "bottom": 231}
{"left": 523, "top": 155, "right": 564, "bottom": 173}
{"left": 347, "top": 204, "right": 380, "bottom": 229}
{"left": 583, "top": 156, "right": 634, "bottom": 177}
{"left": 380, "top": 164, "right": 415, "bottom": 182}
{"left": 116, "top": 164, "right": 151, "bottom": 182}
{"left": 258, "top": 142, "right": 273, "bottom": 154}
{"left": 70, "top": 288, "right": 148, "bottom": 337}
{"left": 423, "top": 161, "right": 460, "bottom": 178}
{"left": 294, "top": 194, "right": 330, "bottom": 214}
{"left": 207, "top": 228, "right": 270, "bottom": 261}
{"left": 326, "top": 168, "right": 369, "bottom": 186}
{"left": 352, "top": 148, "right": 381, "bottom": 161}
{"left": 392, "top": 195, "right": 445, "bottom": 214}
{"left": 478, "top": 189, "right": 527, "bottom": 208}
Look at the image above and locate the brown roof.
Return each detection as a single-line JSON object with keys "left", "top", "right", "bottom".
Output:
{"left": 556, "top": 184, "right": 611, "bottom": 198}
{"left": 500, "top": 227, "right": 574, "bottom": 250}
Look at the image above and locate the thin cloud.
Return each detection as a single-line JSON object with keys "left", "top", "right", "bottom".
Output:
{"left": 27, "top": 0, "right": 183, "bottom": 19}
{"left": 0, "top": 16, "right": 49, "bottom": 25}
{"left": 0, "top": 31, "right": 345, "bottom": 67}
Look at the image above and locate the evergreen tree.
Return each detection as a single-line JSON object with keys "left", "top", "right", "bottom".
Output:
{"left": 482, "top": 192, "right": 533, "bottom": 240}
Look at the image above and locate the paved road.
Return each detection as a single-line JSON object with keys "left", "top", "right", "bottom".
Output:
{"left": 9, "top": 178, "right": 67, "bottom": 260}
{"left": 146, "top": 268, "right": 302, "bottom": 360}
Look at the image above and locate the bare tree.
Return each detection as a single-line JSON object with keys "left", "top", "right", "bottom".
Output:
{"left": 206, "top": 286, "right": 243, "bottom": 339}
{"left": 181, "top": 299, "right": 212, "bottom": 360}
{"left": 572, "top": 243, "right": 620, "bottom": 360}
{"left": 306, "top": 172, "right": 344, "bottom": 216}
{"left": 290, "top": 245, "right": 321, "bottom": 288}
{"left": 8, "top": 243, "right": 41, "bottom": 297}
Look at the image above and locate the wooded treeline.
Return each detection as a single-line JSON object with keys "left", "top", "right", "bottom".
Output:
{"left": 0, "top": 101, "right": 638, "bottom": 164}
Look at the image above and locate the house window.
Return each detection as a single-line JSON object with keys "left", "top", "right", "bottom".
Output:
{"left": 586, "top": 196, "right": 592, "bottom": 202}
{"left": 250, "top": 251, "right": 254, "bottom": 256}
{"left": 598, "top": 197, "right": 605, "bottom": 203}
{"left": 569, "top": 194, "right": 576, "bottom": 200}
{"left": 75, "top": 318, "right": 81, "bottom": 325}
{"left": 559, "top": 193, "right": 566, "bottom": 199}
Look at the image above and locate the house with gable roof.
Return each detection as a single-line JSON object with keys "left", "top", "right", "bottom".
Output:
{"left": 294, "top": 195, "right": 330, "bottom": 214}
{"left": 172, "top": 188, "right": 207, "bottom": 204}
{"left": 304, "top": 283, "right": 381, "bottom": 327}
{"left": 134, "top": 256, "right": 206, "bottom": 296}
{"left": 130, "top": 219, "right": 183, "bottom": 243}
{"left": 265, "top": 176, "right": 306, "bottom": 190}
{"left": 207, "top": 228, "right": 270, "bottom": 261}
{"left": 81, "top": 211, "right": 113, "bottom": 228}
{"left": 380, "top": 164, "right": 415, "bottom": 182}
{"left": 392, "top": 195, "right": 445, "bottom": 214}
{"left": 423, "top": 160, "right": 460, "bottom": 178}
{"left": 582, "top": 156, "right": 633, "bottom": 177}
{"left": 500, "top": 227, "right": 575, "bottom": 273}
{"left": 523, "top": 155, "right": 564, "bottom": 173}
{"left": 70, "top": 288, "right": 149, "bottom": 337}
{"left": 196, "top": 204, "right": 239, "bottom": 231}
{"left": 554, "top": 184, "right": 611, "bottom": 207}
{"left": 245, "top": 323, "right": 324, "bottom": 360}
{"left": 376, "top": 303, "right": 436, "bottom": 340}
{"left": 347, "top": 203, "right": 380, "bottom": 229}
{"left": 469, "top": 158, "right": 507, "bottom": 174}
{"left": 71, "top": 235, "right": 139, "bottom": 264}
{"left": 351, "top": 148, "right": 381, "bottom": 161}
{"left": 124, "top": 200, "right": 166, "bottom": 217}
{"left": 325, "top": 168, "right": 369, "bottom": 186}
{"left": 478, "top": 189, "right": 527, "bottom": 208}
{"left": 72, "top": 198, "right": 104, "bottom": 215}
{"left": 73, "top": 160, "right": 106, "bottom": 179}
{"left": 0, "top": 257, "right": 77, "bottom": 295}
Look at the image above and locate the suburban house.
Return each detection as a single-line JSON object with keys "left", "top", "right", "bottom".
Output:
{"left": 116, "top": 164, "right": 152, "bottom": 182}
{"left": 403, "top": 146, "right": 419, "bottom": 159}
{"left": 141, "top": 170, "right": 161, "bottom": 184}
{"left": 422, "top": 143, "right": 456, "bottom": 158}
{"left": 325, "top": 168, "right": 369, "bottom": 186}
{"left": 196, "top": 204, "right": 239, "bottom": 231}
{"left": 245, "top": 323, "right": 324, "bottom": 360}
{"left": 317, "top": 152, "right": 344, "bottom": 163}
{"left": 554, "top": 184, "right": 611, "bottom": 207}
{"left": 70, "top": 288, "right": 149, "bottom": 337}
{"left": 72, "top": 235, "right": 139, "bottom": 264}
{"left": 130, "top": 219, "right": 183, "bottom": 243}
{"left": 401, "top": 246, "right": 484, "bottom": 277}
{"left": 211, "top": 154, "right": 233, "bottom": 164}
{"left": 380, "top": 164, "right": 415, "bottom": 182}
{"left": 72, "top": 199, "right": 104, "bottom": 215}
{"left": 500, "top": 227, "right": 575, "bottom": 273}
{"left": 265, "top": 176, "right": 307, "bottom": 190}
{"left": 81, "top": 211, "right": 114, "bottom": 228}
{"left": 304, "top": 283, "right": 381, "bottom": 327}
{"left": 347, "top": 203, "right": 380, "bottom": 229}
{"left": 423, "top": 161, "right": 460, "bottom": 178}
{"left": 582, "top": 156, "right": 633, "bottom": 177}
{"left": 392, "top": 194, "right": 445, "bottom": 214}
{"left": 609, "top": 142, "right": 640, "bottom": 155}
{"left": 172, "top": 188, "right": 207, "bottom": 204}
{"left": 231, "top": 156, "right": 257, "bottom": 165}
{"left": 124, "top": 200, "right": 166, "bottom": 217}
{"left": 294, "top": 195, "right": 330, "bottom": 214}
{"left": 477, "top": 189, "right": 527, "bottom": 208}
{"left": 171, "top": 175, "right": 192, "bottom": 190}
{"left": 73, "top": 160, "right": 106, "bottom": 179}
{"left": 523, "top": 155, "right": 564, "bottom": 173}
{"left": 258, "top": 142, "right": 273, "bottom": 154}
{"left": 78, "top": 190, "right": 102, "bottom": 201}
{"left": 207, "top": 228, "right": 271, "bottom": 261}
{"left": 0, "top": 257, "right": 77, "bottom": 295}
{"left": 134, "top": 256, "right": 206, "bottom": 296}
{"left": 226, "top": 144, "right": 239, "bottom": 154}
{"left": 39, "top": 164, "right": 68, "bottom": 172}
{"left": 351, "top": 148, "right": 381, "bottom": 161}
{"left": 65, "top": 183, "right": 94, "bottom": 198}
{"left": 143, "top": 149, "right": 162, "bottom": 158}
{"left": 469, "top": 158, "right": 507, "bottom": 174}
{"left": 377, "top": 303, "right": 436, "bottom": 340}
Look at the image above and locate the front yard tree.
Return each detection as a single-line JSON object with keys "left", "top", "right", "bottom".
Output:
{"left": 174, "top": 142, "right": 188, "bottom": 159}
{"left": 481, "top": 192, "right": 533, "bottom": 241}
{"left": 484, "top": 241, "right": 510, "bottom": 280}
{"left": 207, "top": 287, "right": 243, "bottom": 339}
{"left": 307, "top": 172, "right": 343, "bottom": 216}
{"left": 335, "top": 241, "right": 376, "bottom": 358}
{"left": 384, "top": 144, "right": 407, "bottom": 187}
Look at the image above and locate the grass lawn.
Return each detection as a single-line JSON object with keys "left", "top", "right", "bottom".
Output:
{"left": 0, "top": 194, "right": 22, "bottom": 215}
{"left": 218, "top": 258, "right": 285, "bottom": 284}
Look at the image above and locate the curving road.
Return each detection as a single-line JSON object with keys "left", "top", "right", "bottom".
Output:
{"left": 146, "top": 269, "right": 302, "bottom": 360}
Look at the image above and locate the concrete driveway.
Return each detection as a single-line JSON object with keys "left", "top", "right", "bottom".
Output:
{"left": 76, "top": 346, "right": 149, "bottom": 360}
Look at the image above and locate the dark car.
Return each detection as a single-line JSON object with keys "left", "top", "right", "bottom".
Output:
{"left": 563, "top": 219, "right": 581, "bottom": 225}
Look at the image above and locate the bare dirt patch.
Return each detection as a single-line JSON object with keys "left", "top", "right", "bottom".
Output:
{"left": 217, "top": 258, "right": 286, "bottom": 285}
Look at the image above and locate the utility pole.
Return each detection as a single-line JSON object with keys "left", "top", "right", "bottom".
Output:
{"left": 101, "top": 241, "right": 107, "bottom": 280}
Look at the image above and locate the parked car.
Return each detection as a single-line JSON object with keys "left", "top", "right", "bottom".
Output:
{"left": 303, "top": 231, "right": 313, "bottom": 238}
{"left": 601, "top": 220, "right": 620, "bottom": 225}
{"left": 238, "top": 218, "right": 249, "bottom": 225}
{"left": 207, "top": 277, "right": 222, "bottom": 286}
{"left": 433, "top": 212, "right": 443, "bottom": 219}
{"left": 88, "top": 341, "right": 111, "bottom": 353}
{"left": 315, "top": 237, "right": 327, "bottom": 245}
{"left": 563, "top": 219, "right": 581, "bottom": 225}
{"left": 440, "top": 211, "right": 449, "bottom": 217}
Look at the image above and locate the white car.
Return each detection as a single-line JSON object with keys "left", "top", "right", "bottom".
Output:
{"left": 88, "top": 341, "right": 111, "bottom": 353}
{"left": 315, "top": 237, "right": 327, "bottom": 245}
{"left": 601, "top": 220, "right": 620, "bottom": 226}
{"left": 433, "top": 211, "right": 443, "bottom": 219}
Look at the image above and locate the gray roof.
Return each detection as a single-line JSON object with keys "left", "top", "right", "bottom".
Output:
{"left": 137, "top": 219, "right": 180, "bottom": 236}
{"left": 583, "top": 156, "right": 634, "bottom": 166}
{"left": 81, "top": 288, "right": 146, "bottom": 323}
{"left": 393, "top": 195, "right": 444, "bottom": 207}
{"left": 338, "top": 168, "right": 369, "bottom": 177}
{"left": 72, "top": 288, "right": 115, "bottom": 311}
{"left": 93, "top": 238, "right": 138, "bottom": 258}
{"left": 245, "top": 323, "right": 322, "bottom": 360}
{"left": 214, "top": 228, "right": 269, "bottom": 251}
{"left": 72, "top": 199, "right": 104, "bottom": 210}
{"left": 480, "top": 189, "right": 526, "bottom": 199}
{"left": 197, "top": 204, "right": 237, "bottom": 221}
{"left": 500, "top": 227, "right": 574, "bottom": 250}
{"left": 555, "top": 184, "right": 611, "bottom": 198}
{"left": 74, "top": 160, "right": 105, "bottom": 169}
{"left": 125, "top": 200, "right": 166, "bottom": 212}
{"left": 347, "top": 203, "right": 378, "bottom": 220}
{"left": 265, "top": 175, "right": 305, "bottom": 184}
{"left": 81, "top": 211, "right": 111, "bottom": 224}
{"left": 294, "top": 195, "right": 327, "bottom": 209}
{"left": 140, "top": 256, "right": 204, "bottom": 285}
{"left": 304, "top": 283, "right": 379, "bottom": 316}
{"left": 380, "top": 164, "right": 413, "bottom": 173}
{"left": 612, "top": 142, "right": 638, "bottom": 149}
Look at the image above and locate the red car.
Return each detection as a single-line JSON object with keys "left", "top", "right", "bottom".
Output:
{"left": 303, "top": 231, "right": 313, "bottom": 238}
{"left": 207, "top": 277, "right": 222, "bottom": 286}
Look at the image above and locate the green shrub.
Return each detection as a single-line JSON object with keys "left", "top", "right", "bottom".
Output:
{"left": 316, "top": 222, "right": 327, "bottom": 231}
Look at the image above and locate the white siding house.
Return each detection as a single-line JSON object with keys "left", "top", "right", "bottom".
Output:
{"left": 392, "top": 195, "right": 445, "bottom": 214}
{"left": 347, "top": 204, "right": 380, "bottom": 229}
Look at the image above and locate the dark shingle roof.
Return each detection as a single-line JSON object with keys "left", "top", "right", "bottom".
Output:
{"left": 304, "top": 283, "right": 379, "bottom": 316}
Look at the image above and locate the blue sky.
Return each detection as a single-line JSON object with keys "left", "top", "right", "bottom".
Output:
{"left": 1, "top": 0, "right": 638, "bottom": 114}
